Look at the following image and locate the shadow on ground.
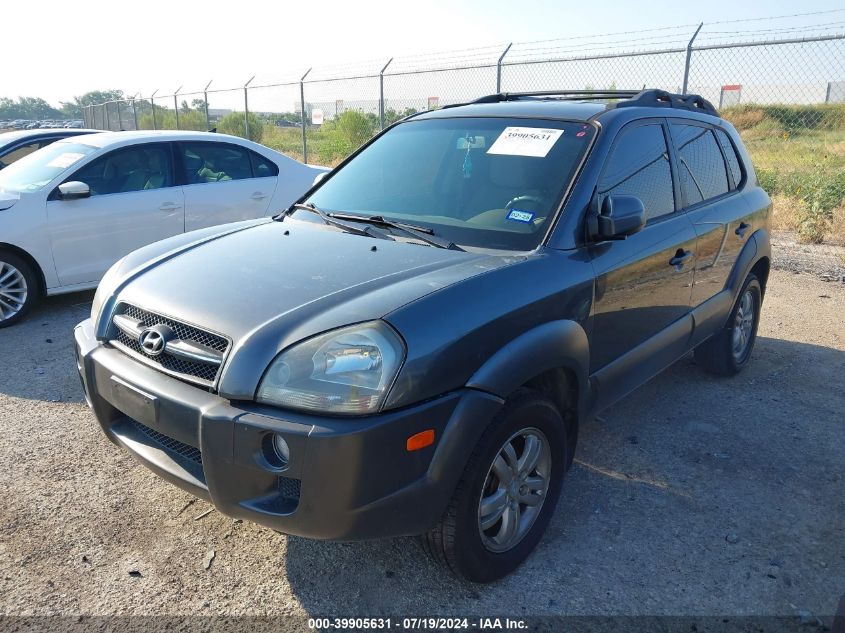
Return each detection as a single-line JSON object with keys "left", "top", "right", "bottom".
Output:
{"left": 282, "top": 336, "right": 844, "bottom": 616}
{"left": 0, "top": 291, "right": 94, "bottom": 404}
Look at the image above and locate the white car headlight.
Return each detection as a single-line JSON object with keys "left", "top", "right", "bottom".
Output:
{"left": 256, "top": 321, "right": 405, "bottom": 415}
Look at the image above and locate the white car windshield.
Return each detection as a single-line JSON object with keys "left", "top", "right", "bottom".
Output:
{"left": 0, "top": 142, "right": 98, "bottom": 193}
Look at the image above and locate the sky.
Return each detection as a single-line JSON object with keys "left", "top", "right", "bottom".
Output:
{"left": 3, "top": 0, "right": 844, "bottom": 105}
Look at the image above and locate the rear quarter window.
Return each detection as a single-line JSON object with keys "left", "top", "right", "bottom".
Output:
{"left": 714, "top": 128, "right": 743, "bottom": 189}
{"left": 671, "top": 123, "right": 729, "bottom": 205}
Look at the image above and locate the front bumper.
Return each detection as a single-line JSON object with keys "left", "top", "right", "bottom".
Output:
{"left": 75, "top": 318, "right": 503, "bottom": 540}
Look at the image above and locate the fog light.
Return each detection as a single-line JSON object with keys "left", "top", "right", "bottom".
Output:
{"left": 272, "top": 434, "right": 290, "bottom": 467}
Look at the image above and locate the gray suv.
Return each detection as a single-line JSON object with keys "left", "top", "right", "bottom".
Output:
{"left": 75, "top": 90, "right": 771, "bottom": 582}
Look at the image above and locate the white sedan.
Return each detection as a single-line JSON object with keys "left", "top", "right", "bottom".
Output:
{"left": 0, "top": 130, "right": 327, "bottom": 326}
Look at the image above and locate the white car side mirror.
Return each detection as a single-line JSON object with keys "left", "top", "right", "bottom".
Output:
{"left": 58, "top": 181, "right": 91, "bottom": 200}
{"left": 312, "top": 172, "right": 328, "bottom": 186}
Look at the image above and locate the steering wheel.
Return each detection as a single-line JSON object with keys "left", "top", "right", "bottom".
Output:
{"left": 506, "top": 195, "right": 545, "bottom": 210}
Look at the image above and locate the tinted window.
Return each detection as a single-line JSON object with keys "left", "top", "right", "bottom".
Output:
{"left": 0, "top": 142, "right": 41, "bottom": 168}
{"left": 250, "top": 150, "right": 278, "bottom": 178}
{"left": 70, "top": 144, "right": 172, "bottom": 196}
{"left": 714, "top": 128, "right": 742, "bottom": 189}
{"left": 180, "top": 143, "right": 253, "bottom": 184}
{"left": 307, "top": 118, "right": 596, "bottom": 251}
{"left": 671, "top": 123, "right": 729, "bottom": 205}
{"left": 597, "top": 124, "right": 675, "bottom": 221}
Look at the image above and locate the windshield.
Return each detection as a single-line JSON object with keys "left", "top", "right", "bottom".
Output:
{"left": 306, "top": 117, "right": 595, "bottom": 250}
{"left": 0, "top": 142, "right": 98, "bottom": 193}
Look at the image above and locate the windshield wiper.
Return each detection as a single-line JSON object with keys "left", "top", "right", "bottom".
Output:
{"left": 330, "top": 213, "right": 464, "bottom": 251}
{"left": 285, "top": 203, "right": 389, "bottom": 240}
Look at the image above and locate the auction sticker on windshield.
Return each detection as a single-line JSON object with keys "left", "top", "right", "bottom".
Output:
{"left": 487, "top": 127, "right": 564, "bottom": 158}
{"left": 46, "top": 153, "right": 86, "bottom": 169}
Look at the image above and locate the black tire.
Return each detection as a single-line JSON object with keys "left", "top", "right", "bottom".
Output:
{"left": 0, "top": 251, "right": 38, "bottom": 328}
{"left": 422, "top": 389, "right": 569, "bottom": 583}
{"left": 694, "top": 273, "right": 762, "bottom": 376}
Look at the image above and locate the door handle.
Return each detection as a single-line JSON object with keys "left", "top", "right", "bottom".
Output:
{"left": 250, "top": 192, "right": 268, "bottom": 201}
{"left": 159, "top": 202, "right": 182, "bottom": 211}
{"left": 669, "top": 249, "right": 693, "bottom": 270}
{"left": 735, "top": 221, "right": 750, "bottom": 238}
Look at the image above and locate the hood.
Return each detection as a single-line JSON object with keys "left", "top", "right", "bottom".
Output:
{"left": 114, "top": 219, "right": 522, "bottom": 398}
{"left": 0, "top": 191, "right": 20, "bottom": 211}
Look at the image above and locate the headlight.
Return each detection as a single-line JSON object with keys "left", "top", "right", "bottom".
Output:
{"left": 90, "top": 257, "right": 125, "bottom": 324}
{"left": 256, "top": 321, "right": 405, "bottom": 415}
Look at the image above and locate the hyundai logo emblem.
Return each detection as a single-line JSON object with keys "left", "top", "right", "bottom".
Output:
{"left": 138, "top": 325, "right": 173, "bottom": 357}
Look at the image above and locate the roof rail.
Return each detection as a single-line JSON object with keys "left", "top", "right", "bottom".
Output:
{"left": 607, "top": 89, "right": 718, "bottom": 116}
{"left": 437, "top": 88, "right": 719, "bottom": 117}
{"left": 467, "top": 90, "right": 641, "bottom": 105}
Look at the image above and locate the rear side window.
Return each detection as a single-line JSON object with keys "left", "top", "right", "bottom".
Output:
{"left": 180, "top": 142, "right": 253, "bottom": 184}
{"left": 713, "top": 128, "right": 743, "bottom": 189}
{"left": 671, "top": 123, "right": 729, "bottom": 205}
{"left": 249, "top": 150, "right": 279, "bottom": 178}
{"left": 597, "top": 123, "right": 675, "bottom": 221}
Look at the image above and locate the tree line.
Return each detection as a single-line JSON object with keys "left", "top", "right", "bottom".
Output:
{"left": 0, "top": 89, "right": 125, "bottom": 120}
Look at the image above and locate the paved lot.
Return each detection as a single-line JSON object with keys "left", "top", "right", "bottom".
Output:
{"left": 0, "top": 269, "right": 843, "bottom": 621}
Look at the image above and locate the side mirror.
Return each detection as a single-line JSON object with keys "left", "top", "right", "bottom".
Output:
{"left": 589, "top": 194, "right": 646, "bottom": 241}
{"left": 58, "top": 181, "right": 91, "bottom": 200}
{"left": 312, "top": 172, "right": 328, "bottom": 186}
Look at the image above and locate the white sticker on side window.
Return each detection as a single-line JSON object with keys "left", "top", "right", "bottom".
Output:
{"left": 46, "top": 153, "right": 86, "bottom": 169}
{"left": 487, "top": 127, "right": 564, "bottom": 158}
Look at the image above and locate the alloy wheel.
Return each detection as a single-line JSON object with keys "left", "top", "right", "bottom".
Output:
{"left": 732, "top": 289, "right": 755, "bottom": 362}
{"left": 478, "top": 427, "right": 552, "bottom": 553}
{"left": 0, "top": 261, "right": 28, "bottom": 323}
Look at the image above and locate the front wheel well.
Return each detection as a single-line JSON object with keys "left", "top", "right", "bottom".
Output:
{"left": 0, "top": 244, "right": 46, "bottom": 297}
{"left": 522, "top": 367, "right": 579, "bottom": 467}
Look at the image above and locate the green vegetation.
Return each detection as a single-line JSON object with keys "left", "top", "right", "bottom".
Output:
{"left": 218, "top": 112, "right": 263, "bottom": 142}
{"left": 722, "top": 103, "right": 845, "bottom": 244}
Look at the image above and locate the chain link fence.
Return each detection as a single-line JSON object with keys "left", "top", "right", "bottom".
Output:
{"left": 81, "top": 17, "right": 845, "bottom": 278}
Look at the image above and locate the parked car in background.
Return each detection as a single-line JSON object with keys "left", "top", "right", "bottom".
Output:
{"left": 0, "top": 130, "right": 327, "bottom": 326}
{"left": 0, "top": 128, "right": 99, "bottom": 170}
{"left": 75, "top": 90, "right": 771, "bottom": 582}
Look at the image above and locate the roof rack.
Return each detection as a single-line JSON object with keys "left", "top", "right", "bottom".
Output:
{"left": 465, "top": 90, "right": 641, "bottom": 105}
{"left": 607, "top": 89, "right": 718, "bottom": 116}
{"left": 441, "top": 88, "right": 719, "bottom": 117}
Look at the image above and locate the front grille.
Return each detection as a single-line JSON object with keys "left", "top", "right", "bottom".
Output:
{"left": 110, "top": 303, "right": 230, "bottom": 387}
{"left": 132, "top": 420, "right": 202, "bottom": 465}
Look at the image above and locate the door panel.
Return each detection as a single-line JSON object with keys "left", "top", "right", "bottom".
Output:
{"left": 669, "top": 122, "right": 755, "bottom": 307}
{"left": 177, "top": 141, "right": 277, "bottom": 231}
{"left": 183, "top": 177, "right": 277, "bottom": 231}
{"left": 590, "top": 214, "right": 697, "bottom": 371}
{"left": 687, "top": 195, "right": 753, "bottom": 306}
{"left": 47, "top": 188, "right": 184, "bottom": 286}
{"left": 47, "top": 143, "right": 183, "bottom": 286}
{"left": 588, "top": 120, "right": 696, "bottom": 374}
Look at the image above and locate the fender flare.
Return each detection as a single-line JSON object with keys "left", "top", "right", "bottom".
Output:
{"left": 465, "top": 319, "right": 590, "bottom": 418}
{"left": 725, "top": 228, "right": 769, "bottom": 300}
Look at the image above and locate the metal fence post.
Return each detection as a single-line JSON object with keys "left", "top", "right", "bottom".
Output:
{"left": 131, "top": 97, "right": 138, "bottom": 130}
{"left": 204, "top": 80, "right": 212, "bottom": 130}
{"left": 682, "top": 23, "right": 703, "bottom": 95}
{"left": 244, "top": 76, "right": 255, "bottom": 139}
{"left": 379, "top": 58, "right": 393, "bottom": 130}
{"left": 300, "top": 68, "right": 312, "bottom": 164}
{"left": 496, "top": 43, "right": 512, "bottom": 92}
{"left": 116, "top": 101, "right": 122, "bottom": 130}
{"left": 150, "top": 89, "right": 159, "bottom": 130}
{"left": 173, "top": 86, "right": 183, "bottom": 129}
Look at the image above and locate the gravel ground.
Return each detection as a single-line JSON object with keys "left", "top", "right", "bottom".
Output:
{"left": 0, "top": 269, "right": 843, "bottom": 624}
